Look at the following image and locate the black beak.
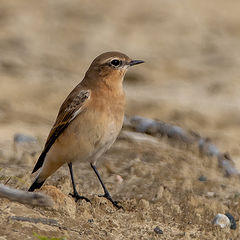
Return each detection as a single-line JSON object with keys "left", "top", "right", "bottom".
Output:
{"left": 129, "top": 60, "right": 144, "bottom": 66}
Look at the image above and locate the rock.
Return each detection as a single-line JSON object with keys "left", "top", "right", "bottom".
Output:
{"left": 154, "top": 226, "right": 163, "bottom": 234}
{"left": 115, "top": 174, "right": 123, "bottom": 184}
{"left": 206, "top": 192, "right": 216, "bottom": 198}
{"left": 14, "top": 133, "right": 37, "bottom": 143}
{"left": 212, "top": 213, "right": 231, "bottom": 228}
{"left": 225, "top": 212, "right": 237, "bottom": 230}
{"left": 198, "top": 175, "right": 207, "bottom": 181}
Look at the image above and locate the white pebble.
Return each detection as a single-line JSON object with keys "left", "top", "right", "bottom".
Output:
{"left": 115, "top": 175, "right": 123, "bottom": 183}
{"left": 212, "top": 213, "right": 231, "bottom": 228}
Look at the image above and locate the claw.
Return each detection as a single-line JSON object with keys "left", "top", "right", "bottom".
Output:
{"left": 98, "top": 192, "right": 122, "bottom": 209}
{"left": 69, "top": 192, "right": 90, "bottom": 203}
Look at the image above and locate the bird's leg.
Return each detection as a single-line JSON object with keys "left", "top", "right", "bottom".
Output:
{"left": 68, "top": 162, "right": 90, "bottom": 202}
{"left": 90, "top": 163, "right": 122, "bottom": 209}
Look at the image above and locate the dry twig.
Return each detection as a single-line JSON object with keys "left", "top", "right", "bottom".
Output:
{"left": 0, "top": 184, "right": 53, "bottom": 207}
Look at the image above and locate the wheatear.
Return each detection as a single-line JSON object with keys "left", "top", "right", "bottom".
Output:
{"left": 28, "top": 51, "right": 144, "bottom": 208}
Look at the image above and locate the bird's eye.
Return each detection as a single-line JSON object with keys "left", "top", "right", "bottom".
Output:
{"left": 110, "top": 59, "right": 122, "bottom": 67}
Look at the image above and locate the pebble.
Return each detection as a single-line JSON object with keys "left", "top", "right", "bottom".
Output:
{"left": 212, "top": 213, "right": 230, "bottom": 228}
{"left": 154, "top": 226, "right": 163, "bottom": 234}
{"left": 198, "top": 175, "right": 207, "bottom": 181}
{"left": 206, "top": 192, "right": 216, "bottom": 197}
{"left": 14, "top": 133, "right": 38, "bottom": 143}
{"left": 115, "top": 175, "right": 123, "bottom": 183}
{"left": 225, "top": 212, "right": 237, "bottom": 230}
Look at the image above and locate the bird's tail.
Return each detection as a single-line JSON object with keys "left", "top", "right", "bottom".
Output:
{"left": 28, "top": 176, "right": 45, "bottom": 192}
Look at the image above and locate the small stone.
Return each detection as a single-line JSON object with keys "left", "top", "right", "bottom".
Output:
{"left": 213, "top": 213, "right": 231, "bottom": 228}
{"left": 206, "top": 192, "right": 216, "bottom": 197}
{"left": 154, "top": 226, "right": 163, "bottom": 234}
{"left": 115, "top": 175, "right": 123, "bottom": 183}
{"left": 225, "top": 213, "right": 237, "bottom": 230}
{"left": 14, "top": 133, "right": 37, "bottom": 143}
{"left": 198, "top": 175, "right": 207, "bottom": 181}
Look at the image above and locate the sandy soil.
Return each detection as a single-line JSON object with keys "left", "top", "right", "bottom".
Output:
{"left": 1, "top": 0, "right": 240, "bottom": 239}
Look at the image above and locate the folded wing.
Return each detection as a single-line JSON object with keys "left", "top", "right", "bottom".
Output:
{"left": 32, "top": 89, "right": 91, "bottom": 173}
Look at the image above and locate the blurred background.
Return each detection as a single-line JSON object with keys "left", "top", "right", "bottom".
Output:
{"left": 1, "top": 0, "right": 240, "bottom": 238}
{"left": 1, "top": 0, "right": 240, "bottom": 151}
{"left": 1, "top": 0, "right": 240, "bottom": 153}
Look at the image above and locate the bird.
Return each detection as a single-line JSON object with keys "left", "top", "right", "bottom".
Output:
{"left": 28, "top": 51, "right": 144, "bottom": 208}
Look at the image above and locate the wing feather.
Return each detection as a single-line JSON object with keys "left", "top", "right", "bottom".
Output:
{"left": 32, "top": 89, "right": 91, "bottom": 173}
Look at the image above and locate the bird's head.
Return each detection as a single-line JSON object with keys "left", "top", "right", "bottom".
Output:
{"left": 84, "top": 51, "right": 144, "bottom": 88}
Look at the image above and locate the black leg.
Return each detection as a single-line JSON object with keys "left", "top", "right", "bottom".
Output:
{"left": 68, "top": 162, "right": 90, "bottom": 202}
{"left": 90, "top": 163, "right": 122, "bottom": 209}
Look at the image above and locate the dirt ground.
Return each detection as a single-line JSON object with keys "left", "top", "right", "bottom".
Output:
{"left": 1, "top": 0, "right": 240, "bottom": 239}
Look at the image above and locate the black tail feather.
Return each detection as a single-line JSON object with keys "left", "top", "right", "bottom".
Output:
{"left": 32, "top": 152, "right": 46, "bottom": 174}
{"left": 28, "top": 177, "right": 45, "bottom": 192}
{"left": 32, "top": 122, "right": 69, "bottom": 174}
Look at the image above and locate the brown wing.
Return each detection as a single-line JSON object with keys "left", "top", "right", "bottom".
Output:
{"left": 32, "top": 89, "right": 91, "bottom": 173}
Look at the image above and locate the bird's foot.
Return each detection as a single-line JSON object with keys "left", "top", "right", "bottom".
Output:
{"left": 69, "top": 192, "right": 90, "bottom": 203}
{"left": 98, "top": 191, "right": 122, "bottom": 209}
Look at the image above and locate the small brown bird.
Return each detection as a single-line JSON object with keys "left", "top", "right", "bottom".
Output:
{"left": 28, "top": 51, "right": 144, "bottom": 208}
